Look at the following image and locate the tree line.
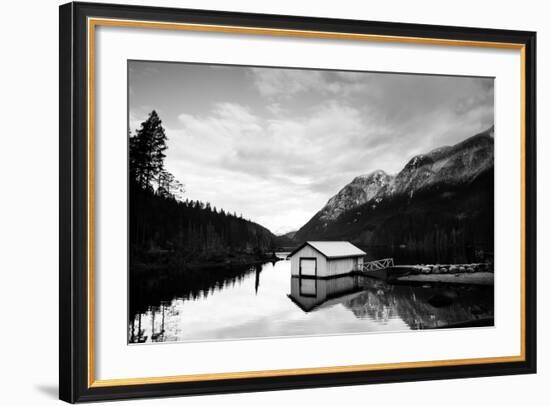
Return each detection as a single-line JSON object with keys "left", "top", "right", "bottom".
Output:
{"left": 129, "top": 111, "right": 277, "bottom": 267}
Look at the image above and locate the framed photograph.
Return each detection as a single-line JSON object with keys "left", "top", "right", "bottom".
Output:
{"left": 59, "top": 1, "right": 537, "bottom": 403}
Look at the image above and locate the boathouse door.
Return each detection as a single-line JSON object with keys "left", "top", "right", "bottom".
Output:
{"left": 299, "top": 258, "right": 317, "bottom": 277}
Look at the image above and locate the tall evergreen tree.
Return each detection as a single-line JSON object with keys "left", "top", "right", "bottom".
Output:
{"left": 130, "top": 110, "right": 168, "bottom": 190}
{"left": 129, "top": 110, "right": 277, "bottom": 264}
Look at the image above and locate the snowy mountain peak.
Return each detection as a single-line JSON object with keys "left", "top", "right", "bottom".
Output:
{"left": 354, "top": 169, "right": 388, "bottom": 181}
{"left": 320, "top": 170, "right": 394, "bottom": 221}
{"left": 309, "top": 125, "right": 494, "bottom": 225}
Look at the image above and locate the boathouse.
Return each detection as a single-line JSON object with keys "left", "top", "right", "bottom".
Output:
{"left": 287, "top": 241, "right": 366, "bottom": 278}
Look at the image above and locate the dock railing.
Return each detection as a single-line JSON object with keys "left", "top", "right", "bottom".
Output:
{"left": 361, "top": 258, "right": 394, "bottom": 272}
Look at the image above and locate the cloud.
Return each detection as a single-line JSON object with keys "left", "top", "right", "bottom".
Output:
{"left": 266, "top": 103, "right": 283, "bottom": 115}
{"left": 130, "top": 61, "right": 494, "bottom": 234}
{"left": 248, "top": 68, "right": 370, "bottom": 99}
{"left": 175, "top": 101, "right": 372, "bottom": 180}
{"left": 248, "top": 68, "right": 324, "bottom": 98}
{"left": 166, "top": 101, "right": 388, "bottom": 232}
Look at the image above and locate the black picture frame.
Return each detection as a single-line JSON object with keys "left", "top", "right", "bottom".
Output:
{"left": 59, "top": 1, "right": 537, "bottom": 403}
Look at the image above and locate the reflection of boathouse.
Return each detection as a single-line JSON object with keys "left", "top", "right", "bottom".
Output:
{"left": 287, "top": 241, "right": 366, "bottom": 278}
{"left": 288, "top": 274, "right": 366, "bottom": 312}
{"left": 288, "top": 274, "right": 495, "bottom": 329}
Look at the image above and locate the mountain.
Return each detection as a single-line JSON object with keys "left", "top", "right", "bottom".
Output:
{"left": 279, "top": 230, "right": 297, "bottom": 239}
{"left": 319, "top": 170, "right": 393, "bottom": 222}
{"left": 274, "top": 230, "right": 298, "bottom": 248}
{"left": 294, "top": 126, "right": 494, "bottom": 264}
{"left": 391, "top": 126, "right": 494, "bottom": 197}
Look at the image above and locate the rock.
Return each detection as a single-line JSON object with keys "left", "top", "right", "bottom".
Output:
{"left": 432, "top": 265, "right": 441, "bottom": 274}
{"left": 466, "top": 267, "right": 475, "bottom": 273}
{"left": 421, "top": 266, "right": 431, "bottom": 274}
{"left": 459, "top": 266, "right": 466, "bottom": 273}
{"left": 440, "top": 267, "right": 448, "bottom": 273}
{"left": 449, "top": 265, "right": 459, "bottom": 273}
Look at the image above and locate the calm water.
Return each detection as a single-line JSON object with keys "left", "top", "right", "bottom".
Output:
{"left": 129, "top": 255, "right": 493, "bottom": 343}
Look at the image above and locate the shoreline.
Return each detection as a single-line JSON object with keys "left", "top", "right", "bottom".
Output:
{"left": 362, "top": 263, "right": 494, "bottom": 286}
{"left": 391, "top": 263, "right": 493, "bottom": 274}
{"left": 391, "top": 272, "right": 494, "bottom": 286}
{"left": 132, "top": 252, "right": 282, "bottom": 275}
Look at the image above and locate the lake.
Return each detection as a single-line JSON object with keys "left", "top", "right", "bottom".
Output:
{"left": 129, "top": 254, "right": 494, "bottom": 343}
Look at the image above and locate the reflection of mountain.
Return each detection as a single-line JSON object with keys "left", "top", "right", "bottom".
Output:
{"left": 343, "top": 281, "right": 494, "bottom": 329}
{"left": 294, "top": 127, "right": 494, "bottom": 264}
{"left": 288, "top": 275, "right": 493, "bottom": 329}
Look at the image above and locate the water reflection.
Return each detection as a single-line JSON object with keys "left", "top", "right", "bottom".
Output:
{"left": 288, "top": 275, "right": 494, "bottom": 330}
{"left": 288, "top": 275, "right": 365, "bottom": 312}
{"left": 129, "top": 258, "right": 493, "bottom": 343}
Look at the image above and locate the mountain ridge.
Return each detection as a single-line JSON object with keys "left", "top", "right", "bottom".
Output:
{"left": 293, "top": 126, "right": 495, "bottom": 264}
{"left": 308, "top": 126, "right": 493, "bottom": 225}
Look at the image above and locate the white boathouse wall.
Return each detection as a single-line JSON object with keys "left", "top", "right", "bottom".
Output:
{"left": 290, "top": 245, "right": 364, "bottom": 277}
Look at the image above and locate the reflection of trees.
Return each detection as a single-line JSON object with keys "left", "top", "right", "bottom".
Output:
{"left": 129, "top": 264, "right": 260, "bottom": 321}
{"left": 129, "top": 303, "right": 170, "bottom": 344}
{"left": 128, "top": 313, "right": 147, "bottom": 343}
{"left": 343, "top": 280, "right": 494, "bottom": 329}
{"left": 129, "top": 262, "right": 271, "bottom": 343}
{"left": 254, "top": 264, "right": 262, "bottom": 294}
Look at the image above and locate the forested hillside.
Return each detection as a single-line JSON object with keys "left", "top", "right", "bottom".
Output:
{"left": 295, "top": 127, "right": 495, "bottom": 264}
{"left": 129, "top": 111, "right": 277, "bottom": 269}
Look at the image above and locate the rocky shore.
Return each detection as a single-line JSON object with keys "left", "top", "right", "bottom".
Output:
{"left": 402, "top": 263, "right": 493, "bottom": 275}
{"left": 393, "top": 272, "right": 494, "bottom": 286}
{"left": 387, "top": 263, "right": 494, "bottom": 286}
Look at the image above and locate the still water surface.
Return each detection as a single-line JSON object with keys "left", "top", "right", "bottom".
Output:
{"left": 129, "top": 254, "right": 493, "bottom": 343}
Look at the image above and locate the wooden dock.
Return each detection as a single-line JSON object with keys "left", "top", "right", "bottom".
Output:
{"left": 356, "top": 258, "right": 412, "bottom": 280}
{"left": 361, "top": 258, "right": 394, "bottom": 271}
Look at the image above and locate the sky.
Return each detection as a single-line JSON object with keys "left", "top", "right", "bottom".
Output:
{"left": 129, "top": 61, "right": 494, "bottom": 235}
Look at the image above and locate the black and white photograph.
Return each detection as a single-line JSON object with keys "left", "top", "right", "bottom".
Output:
{"left": 128, "top": 61, "right": 495, "bottom": 344}
{"left": 1, "top": 0, "right": 542, "bottom": 403}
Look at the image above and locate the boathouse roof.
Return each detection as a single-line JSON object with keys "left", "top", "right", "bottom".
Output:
{"left": 287, "top": 241, "right": 366, "bottom": 259}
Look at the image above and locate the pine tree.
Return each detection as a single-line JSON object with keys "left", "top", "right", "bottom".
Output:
{"left": 130, "top": 110, "right": 168, "bottom": 190}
